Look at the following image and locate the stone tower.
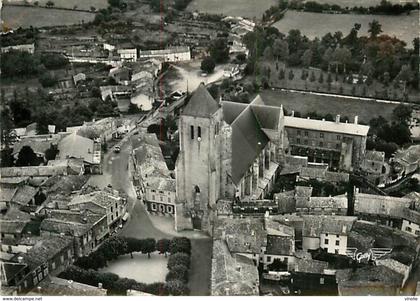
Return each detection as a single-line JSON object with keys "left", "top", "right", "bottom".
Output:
{"left": 175, "top": 84, "right": 224, "bottom": 232}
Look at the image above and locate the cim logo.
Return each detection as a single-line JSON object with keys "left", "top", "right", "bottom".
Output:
{"left": 345, "top": 248, "right": 392, "bottom": 263}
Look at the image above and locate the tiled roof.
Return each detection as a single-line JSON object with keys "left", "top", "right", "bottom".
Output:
{"left": 12, "top": 136, "right": 61, "bottom": 155}
{"left": 145, "top": 177, "right": 176, "bottom": 192}
{"left": 69, "top": 191, "right": 120, "bottom": 210}
{"left": 376, "top": 259, "right": 409, "bottom": 276}
{"left": 27, "top": 276, "right": 107, "bottom": 296}
{"left": 3, "top": 207, "right": 32, "bottom": 222}
{"left": 0, "top": 220, "right": 28, "bottom": 234}
{"left": 266, "top": 235, "right": 294, "bottom": 256}
{"left": 11, "top": 185, "right": 38, "bottom": 206}
{"left": 402, "top": 208, "right": 420, "bottom": 225}
{"left": 364, "top": 150, "right": 385, "bottom": 162}
{"left": 393, "top": 144, "right": 420, "bottom": 165}
{"left": 301, "top": 195, "right": 348, "bottom": 210}
{"left": 211, "top": 240, "right": 259, "bottom": 296}
{"left": 214, "top": 217, "right": 266, "bottom": 254}
{"left": 284, "top": 116, "right": 369, "bottom": 136}
{"left": 294, "top": 258, "right": 328, "bottom": 274}
{"left": 57, "top": 132, "right": 97, "bottom": 164}
{"left": 0, "top": 185, "right": 18, "bottom": 203}
{"left": 22, "top": 236, "right": 73, "bottom": 269}
{"left": 139, "top": 46, "right": 190, "bottom": 56}
{"left": 40, "top": 218, "right": 91, "bottom": 237}
{"left": 0, "top": 166, "right": 68, "bottom": 178}
{"left": 182, "top": 83, "right": 219, "bottom": 118}
{"left": 354, "top": 192, "right": 412, "bottom": 218}
{"left": 265, "top": 216, "right": 295, "bottom": 237}
{"left": 302, "top": 215, "right": 357, "bottom": 237}
{"left": 274, "top": 190, "right": 296, "bottom": 213}
{"left": 2, "top": 262, "right": 27, "bottom": 283}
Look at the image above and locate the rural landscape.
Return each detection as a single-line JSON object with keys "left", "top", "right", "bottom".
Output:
{"left": 0, "top": 0, "right": 419, "bottom": 298}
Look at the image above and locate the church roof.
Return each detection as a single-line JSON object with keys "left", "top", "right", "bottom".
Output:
{"left": 250, "top": 105, "right": 281, "bottom": 130}
{"left": 182, "top": 83, "right": 220, "bottom": 118}
{"left": 230, "top": 106, "right": 269, "bottom": 185}
{"left": 221, "top": 102, "right": 248, "bottom": 125}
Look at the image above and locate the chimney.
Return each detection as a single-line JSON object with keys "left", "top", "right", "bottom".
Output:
{"left": 335, "top": 115, "right": 340, "bottom": 123}
{"left": 354, "top": 116, "right": 358, "bottom": 125}
{"left": 17, "top": 256, "right": 23, "bottom": 263}
{"left": 37, "top": 286, "right": 42, "bottom": 293}
{"left": 98, "top": 283, "right": 103, "bottom": 289}
{"left": 291, "top": 110, "right": 295, "bottom": 117}
{"left": 265, "top": 211, "right": 270, "bottom": 218}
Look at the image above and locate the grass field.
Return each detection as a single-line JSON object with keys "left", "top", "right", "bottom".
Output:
{"left": 4, "top": 0, "right": 108, "bottom": 11}
{"left": 187, "top": 0, "right": 277, "bottom": 18}
{"left": 2, "top": 5, "right": 95, "bottom": 29}
{"left": 259, "top": 89, "right": 399, "bottom": 123}
{"left": 274, "top": 10, "right": 418, "bottom": 45}
{"left": 303, "top": 0, "right": 411, "bottom": 7}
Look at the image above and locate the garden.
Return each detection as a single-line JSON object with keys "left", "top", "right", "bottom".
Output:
{"left": 59, "top": 236, "right": 192, "bottom": 296}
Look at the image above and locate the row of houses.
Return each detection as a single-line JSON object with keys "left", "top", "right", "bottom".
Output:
{"left": 131, "top": 132, "right": 176, "bottom": 216}
{"left": 0, "top": 186, "right": 127, "bottom": 295}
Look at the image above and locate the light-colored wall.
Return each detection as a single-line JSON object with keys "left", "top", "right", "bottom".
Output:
{"left": 302, "top": 236, "right": 320, "bottom": 251}
{"left": 319, "top": 233, "right": 347, "bottom": 255}
{"left": 402, "top": 220, "right": 420, "bottom": 237}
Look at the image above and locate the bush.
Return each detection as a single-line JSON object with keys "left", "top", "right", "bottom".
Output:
{"left": 167, "top": 252, "right": 190, "bottom": 269}
{"left": 165, "top": 265, "right": 189, "bottom": 282}
{"left": 169, "top": 237, "right": 191, "bottom": 254}
{"left": 164, "top": 280, "right": 190, "bottom": 296}
{"left": 39, "top": 73, "right": 57, "bottom": 87}
{"left": 200, "top": 57, "right": 216, "bottom": 74}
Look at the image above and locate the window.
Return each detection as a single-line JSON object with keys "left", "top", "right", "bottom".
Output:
{"left": 151, "top": 203, "right": 157, "bottom": 211}
{"left": 320, "top": 278, "right": 324, "bottom": 284}
{"left": 116, "top": 211, "right": 119, "bottom": 217}
{"left": 111, "top": 215, "right": 114, "bottom": 220}
{"left": 324, "top": 239, "right": 329, "bottom": 245}
{"left": 335, "top": 240, "right": 340, "bottom": 246}
{"left": 335, "top": 249, "right": 339, "bottom": 254}
{"left": 319, "top": 141, "right": 323, "bottom": 147}
{"left": 198, "top": 126, "right": 201, "bottom": 138}
{"left": 160, "top": 196, "right": 163, "bottom": 202}
{"left": 406, "top": 226, "right": 412, "bottom": 232}
{"left": 190, "top": 125, "right": 194, "bottom": 139}
{"left": 167, "top": 206, "right": 173, "bottom": 213}
{"left": 336, "top": 135, "right": 341, "bottom": 140}
{"left": 296, "top": 138, "right": 301, "bottom": 144}
{"left": 415, "top": 230, "right": 420, "bottom": 235}
{"left": 304, "top": 131, "right": 308, "bottom": 137}
{"left": 304, "top": 140, "right": 308, "bottom": 145}
{"left": 320, "top": 133, "right": 324, "bottom": 138}
{"left": 152, "top": 194, "right": 155, "bottom": 200}
{"left": 111, "top": 207, "right": 113, "bottom": 212}
{"left": 336, "top": 143, "right": 340, "bottom": 149}
{"left": 267, "top": 256, "right": 271, "bottom": 262}
{"left": 297, "top": 130, "right": 301, "bottom": 136}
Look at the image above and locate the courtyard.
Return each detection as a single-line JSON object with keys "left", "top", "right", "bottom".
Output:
{"left": 99, "top": 252, "right": 168, "bottom": 284}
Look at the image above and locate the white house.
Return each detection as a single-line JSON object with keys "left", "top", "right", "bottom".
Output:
{"left": 117, "top": 48, "right": 137, "bottom": 62}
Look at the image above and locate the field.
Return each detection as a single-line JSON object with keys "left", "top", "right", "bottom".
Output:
{"left": 274, "top": 10, "right": 418, "bottom": 45}
{"left": 187, "top": 0, "right": 277, "bottom": 18}
{"left": 4, "top": 0, "right": 108, "bottom": 11}
{"left": 2, "top": 5, "right": 96, "bottom": 29}
{"left": 302, "top": 0, "right": 410, "bottom": 7}
{"left": 259, "top": 89, "right": 399, "bottom": 124}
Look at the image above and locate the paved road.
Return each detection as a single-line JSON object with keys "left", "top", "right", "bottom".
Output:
{"left": 89, "top": 117, "right": 213, "bottom": 295}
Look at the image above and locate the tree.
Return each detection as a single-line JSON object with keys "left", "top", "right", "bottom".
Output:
{"left": 167, "top": 252, "right": 190, "bottom": 269}
{"left": 39, "top": 73, "right": 57, "bottom": 87}
{"left": 156, "top": 239, "right": 171, "bottom": 257}
{"left": 165, "top": 265, "right": 188, "bottom": 282}
{"left": 392, "top": 104, "right": 412, "bottom": 125}
{"left": 278, "top": 68, "right": 285, "bottom": 80}
{"left": 141, "top": 238, "right": 156, "bottom": 258}
{"left": 263, "top": 46, "right": 274, "bottom": 60}
{"left": 46, "top": 1, "right": 55, "bottom": 8}
{"left": 288, "top": 69, "right": 294, "bottom": 80}
{"left": 272, "top": 39, "right": 289, "bottom": 60}
{"left": 368, "top": 20, "right": 383, "bottom": 38}
{"left": 45, "top": 144, "right": 59, "bottom": 161}
{"left": 333, "top": 47, "right": 352, "bottom": 73}
{"left": 16, "top": 146, "right": 39, "bottom": 166}
{"left": 1, "top": 148, "right": 14, "bottom": 167}
{"left": 301, "top": 49, "right": 312, "bottom": 68}
{"left": 174, "top": 0, "right": 191, "bottom": 10}
{"left": 200, "top": 57, "right": 215, "bottom": 74}
{"left": 164, "top": 280, "right": 189, "bottom": 296}
{"left": 310, "top": 71, "right": 316, "bottom": 82}
{"left": 318, "top": 72, "right": 324, "bottom": 83}
{"left": 209, "top": 38, "right": 230, "bottom": 64}
{"left": 395, "top": 64, "right": 413, "bottom": 92}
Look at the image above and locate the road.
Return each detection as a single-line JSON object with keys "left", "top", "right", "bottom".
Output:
{"left": 88, "top": 116, "right": 213, "bottom": 296}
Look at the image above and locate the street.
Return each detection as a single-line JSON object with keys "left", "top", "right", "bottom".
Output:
{"left": 87, "top": 119, "right": 213, "bottom": 295}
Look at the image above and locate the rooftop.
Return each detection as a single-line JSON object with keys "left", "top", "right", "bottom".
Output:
{"left": 27, "top": 276, "right": 107, "bottom": 296}
{"left": 294, "top": 258, "right": 328, "bottom": 274}
{"left": 21, "top": 236, "right": 73, "bottom": 269}
{"left": 57, "top": 132, "right": 98, "bottom": 164}
{"left": 214, "top": 217, "right": 266, "bottom": 254}
{"left": 354, "top": 192, "right": 412, "bottom": 218}
{"left": 266, "top": 235, "right": 294, "bottom": 256}
{"left": 302, "top": 215, "right": 357, "bottom": 237}
{"left": 0, "top": 166, "right": 68, "bottom": 178}
{"left": 182, "top": 83, "right": 220, "bottom": 118}
{"left": 139, "top": 46, "right": 190, "bottom": 56}
{"left": 284, "top": 116, "right": 369, "bottom": 136}
{"left": 211, "top": 240, "right": 259, "bottom": 296}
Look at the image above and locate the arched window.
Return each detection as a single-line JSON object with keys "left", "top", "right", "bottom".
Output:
{"left": 194, "top": 185, "right": 200, "bottom": 193}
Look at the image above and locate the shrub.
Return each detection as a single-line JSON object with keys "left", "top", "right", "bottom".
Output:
{"left": 167, "top": 252, "right": 190, "bottom": 269}
{"left": 169, "top": 237, "right": 191, "bottom": 255}
{"left": 165, "top": 265, "right": 189, "bottom": 283}
{"left": 164, "top": 280, "right": 190, "bottom": 296}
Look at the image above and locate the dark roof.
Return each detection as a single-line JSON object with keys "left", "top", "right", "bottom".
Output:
{"left": 302, "top": 215, "right": 356, "bottom": 237}
{"left": 274, "top": 190, "right": 296, "bottom": 213}
{"left": 266, "top": 235, "right": 294, "bottom": 256}
{"left": 250, "top": 105, "right": 281, "bottom": 130}
{"left": 2, "top": 262, "right": 27, "bottom": 283}
{"left": 27, "top": 276, "right": 107, "bottom": 296}
{"left": 11, "top": 185, "right": 38, "bottom": 206}
{"left": 230, "top": 106, "right": 269, "bottom": 184}
{"left": 182, "top": 84, "right": 219, "bottom": 118}
{"left": 221, "top": 101, "right": 248, "bottom": 125}
{"left": 294, "top": 258, "right": 328, "bottom": 274}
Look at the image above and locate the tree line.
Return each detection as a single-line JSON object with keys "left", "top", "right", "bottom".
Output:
{"left": 59, "top": 236, "right": 192, "bottom": 295}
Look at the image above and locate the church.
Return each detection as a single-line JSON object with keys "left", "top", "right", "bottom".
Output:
{"left": 174, "top": 84, "right": 369, "bottom": 233}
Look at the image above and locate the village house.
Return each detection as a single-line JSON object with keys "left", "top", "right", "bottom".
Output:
{"left": 1, "top": 43, "right": 35, "bottom": 54}
{"left": 131, "top": 133, "right": 176, "bottom": 215}
{"left": 391, "top": 144, "right": 420, "bottom": 180}
{"left": 301, "top": 215, "right": 357, "bottom": 255}
{"left": 40, "top": 209, "right": 108, "bottom": 257}
{"left": 353, "top": 190, "right": 415, "bottom": 231}
{"left": 27, "top": 276, "right": 107, "bottom": 296}
{"left": 139, "top": 46, "right": 191, "bottom": 62}
{"left": 117, "top": 48, "right": 138, "bottom": 62}
{"left": 57, "top": 132, "right": 102, "bottom": 174}
{"left": 360, "top": 150, "right": 388, "bottom": 186}
{"left": 285, "top": 114, "right": 369, "bottom": 171}
{"left": 12, "top": 134, "right": 63, "bottom": 162}
{"left": 211, "top": 240, "right": 260, "bottom": 296}
{"left": 68, "top": 189, "right": 127, "bottom": 232}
